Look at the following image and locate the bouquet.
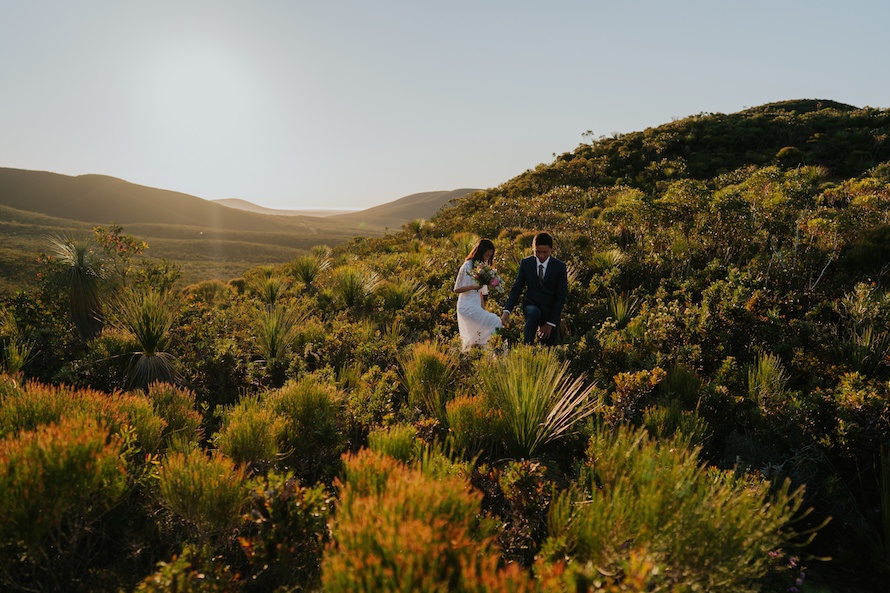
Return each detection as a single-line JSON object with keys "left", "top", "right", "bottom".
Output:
{"left": 471, "top": 262, "right": 504, "bottom": 294}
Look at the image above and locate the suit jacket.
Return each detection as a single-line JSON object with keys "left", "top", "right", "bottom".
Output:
{"left": 504, "top": 255, "right": 568, "bottom": 327}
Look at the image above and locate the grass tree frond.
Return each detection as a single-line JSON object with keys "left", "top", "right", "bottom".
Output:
{"left": 747, "top": 351, "right": 789, "bottom": 406}
{"left": 477, "top": 345, "right": 600, "bottom": 458}
{"left": 607, "top": 289, "right": 642, "bottom": 326}
{"left": 255, "top": 304, "right": 305, "bottom": 363}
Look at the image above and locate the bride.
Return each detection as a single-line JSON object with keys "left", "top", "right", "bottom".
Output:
{"left": 453, "top": 238, "right": 503, "bottom": 351}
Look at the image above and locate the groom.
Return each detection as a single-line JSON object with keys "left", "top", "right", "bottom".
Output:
{"left": 500, "top": 232, "right": 568, "bottom": 346}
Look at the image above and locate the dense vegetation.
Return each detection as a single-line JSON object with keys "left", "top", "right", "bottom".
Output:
{"left": 2, "top": 99, "right": 890, "bottom": 592}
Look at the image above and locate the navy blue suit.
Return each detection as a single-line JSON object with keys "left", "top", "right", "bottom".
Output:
{"left": 504, "top": 255, "right": 568, "bottom": 345}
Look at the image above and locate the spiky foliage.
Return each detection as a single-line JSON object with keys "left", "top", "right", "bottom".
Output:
{"left": 477, "top": 345, "right": 601, "bottom": 458}
{"left": 0, "top": 307, "right": 33, "bottom": 374}
{"left": 375, "top": 278, "right": 427, "bottom": 313}
{"left": 588, "top": 248, "right": 628, "bottom": 273}
{"left": 747, "top": 351, "right": 789, "bottom": 408}
{"left": 399, "top": 340, "right": 456, "bottom": 423}
{"left": 108, "top": 288, "right": 178, "bottom": 390}
{"left": 251, "top": 274, "right": 290, "bottom": 307}
{"left": 254, "top": 304, "right": 304, "bottom": 385}
{"left": 329, "top": 265, "right": 378, "bottom": 311}
{"left": 48, "top": 234, "right": 105, "bottom": 340}
{"left": 606, "top": 288, "right": 642, "bottom": 327}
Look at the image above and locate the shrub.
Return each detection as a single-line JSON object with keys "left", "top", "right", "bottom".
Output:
{"left": 0, "top": 380, "right": 165, "bottom": 455}
{"left": 322, "top": 448, "right": 535, "bottom": 592}
{"left": 604, "top": 367, "right": 667, "bottom": 425}
{"left": 145, "top": 382, "right": 203, "bottom": 448}
{"left": 266, "top": 377, "right": 346, "bottom": 484}
{"left": 133, "top": 543, "right": 239, "bottom": 593}
{"left": 215, "top": 395, "right": 283, "bottom": 471}
{"left": 477, "top": 345, "right": 601, "bottom": 459}
{"left": 539, "top": 425, "right": 817, "bottom": 592}
{"left": 0, "top": 415, "right": 128, "bottom": 589}
{"left": 399, "top": 340, "right": 456, "bottom": 422}
{"left": 368, "top": 423, "right": 420, "bottom": 463}
{"left": 238, "top": 471, "right": 332, "bottom": 591}
{"left": 157, "top": 448, "right": 247, "bottom": 538}
{"left": 445, "top": 393, "right": 503, "bottom": 458}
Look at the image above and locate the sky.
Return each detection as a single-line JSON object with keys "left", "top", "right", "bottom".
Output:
{"left": 2, "top": 1, "right": 889, "bottom": 211}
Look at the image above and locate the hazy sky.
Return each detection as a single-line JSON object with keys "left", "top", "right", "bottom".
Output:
{"left": 2, "top": 1, "right": 888, "bottom": 211}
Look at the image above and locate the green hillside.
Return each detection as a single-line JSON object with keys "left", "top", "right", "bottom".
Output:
{"left": 2, "top": 100, "right": 890, "bottom": 592}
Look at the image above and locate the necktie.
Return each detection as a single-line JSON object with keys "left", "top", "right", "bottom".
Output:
{"left": 538, "top": 264, "right": 544, "bottom": 283}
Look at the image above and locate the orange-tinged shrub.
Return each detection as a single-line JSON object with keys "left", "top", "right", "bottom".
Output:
{"left": 322, "top": 448, "right": 535, "bottom": 592}
{"left": 0, "top": 414, "right": 127, "bottom": 550}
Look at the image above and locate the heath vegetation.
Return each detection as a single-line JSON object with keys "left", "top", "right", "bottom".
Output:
{"left": 1, "top": 100, "right": 890, "bottom": 592}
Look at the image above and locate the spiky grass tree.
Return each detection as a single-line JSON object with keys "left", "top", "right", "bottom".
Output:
{"left": 606, "top": 288, "right": 641, "bottom": 327}
{"left": 48, "top": 234, "right": 104, "bottom": 341}
{"left": 747, "top": 351, "right": 789, "bottom": 408}
{"left": 330, "top": 265, "right": 378, "bottom": 312}
{"left": 477, "top": 345, "right": 600, "bottom": 459}
{"left": 0, "top": 307, "right": 33, "bottom": 375}
{"left": 399, "top": 341, "right": 456, "bottom": 423}
{"left": 375, "top": 279, "right": 427, "bottom": 315}
{"left": 254, "top": 304, "right": 304, "bottom": 387}
{"left": 108, "top": 288, "right": 178, "bottom": 391}
{"left": 251, "top": 275, "right": 289, "bottom": 308}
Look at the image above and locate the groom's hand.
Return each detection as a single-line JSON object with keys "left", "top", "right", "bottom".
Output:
{"left": 538, "top": 324, "right": 553, "bottom": 340}
{"left": 500, "top": 311, "right": 510, "bottom": 327}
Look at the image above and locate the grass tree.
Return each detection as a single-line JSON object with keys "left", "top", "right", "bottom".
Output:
{"left": 330, "top": 265, "right": 378, "bottom": 312}
{"left": 290, "top": 254, "right": 324, "bottom": 289}
{"left": 108, "top": 288, "right": 179, "bottom": 391}
{"left": 48, "top": 234, "right": 105, "bottom": 341}
{"left": 254, "top": 304, "right": 304, "bottom": 387}
{"left": 477, "top": 345, "right": 601, "bottom": 459}
{"left": 399, "top": 341, "right": 456, "bottom": 423}
{"left": 0, "top": 307, "right": 33, "bottom": 375}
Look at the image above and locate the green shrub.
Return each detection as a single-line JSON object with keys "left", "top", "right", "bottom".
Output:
{"left": 215, "top": 395, "right": 283, "bottom": 470}
{"left": 445, "top": 393, "right": 503, "bottom": 458}
{"left": 133, "top": 544, "right": 239, "bottom": 593}
{"left": 604, "top": 367, "right": 667, "bottom": 425}
{"left": 0, "top": 415, "right": 128, "bottom": 589}
{"left": 539, "top": 425, "right": 816, "bottom": 592}
{"left": 368, "top": 423, "right": 420, "bottom": 463}
{"left": 145, "top": 382, "right": 203, "bottom": 447}
{"left": 0, "top": 380, "right": 165, "bottom": 455}
{"left": 238, "top": 471, "right": 332, "bottom": 591}
{"left": 266, "top": 377, "right": 346, "bottom": 484}
{"left": 157, "top": 448, "right": 247, "bottom": 538}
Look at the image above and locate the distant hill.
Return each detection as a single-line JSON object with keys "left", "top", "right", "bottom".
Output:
{"left": 327, "top": 189, "right": 480, "bottom": 230}
{"left": 0, "top": 168, "right": 479, "bottom": 292}
{"left": 213, "top": 198, "right": 356, "bottom": 218}
{"left": 215, "top": 189, "right": 480, "bottom": 229}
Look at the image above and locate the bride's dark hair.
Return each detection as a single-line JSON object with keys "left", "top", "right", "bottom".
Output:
{"left": 466, "top": 238, "right": 496, "bottom": 263}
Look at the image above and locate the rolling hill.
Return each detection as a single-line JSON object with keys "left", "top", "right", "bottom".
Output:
{"left": 0, "top": 168, "right": 473, "bottom": 291}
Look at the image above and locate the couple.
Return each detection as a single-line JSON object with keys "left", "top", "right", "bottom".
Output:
{"left": 453, "top": 232, "right": 568, "bottom": 351}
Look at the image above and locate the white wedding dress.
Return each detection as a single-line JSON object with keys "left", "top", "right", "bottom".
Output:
{"left": 454, "top": 260, "right": 503, "bottom": 351}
